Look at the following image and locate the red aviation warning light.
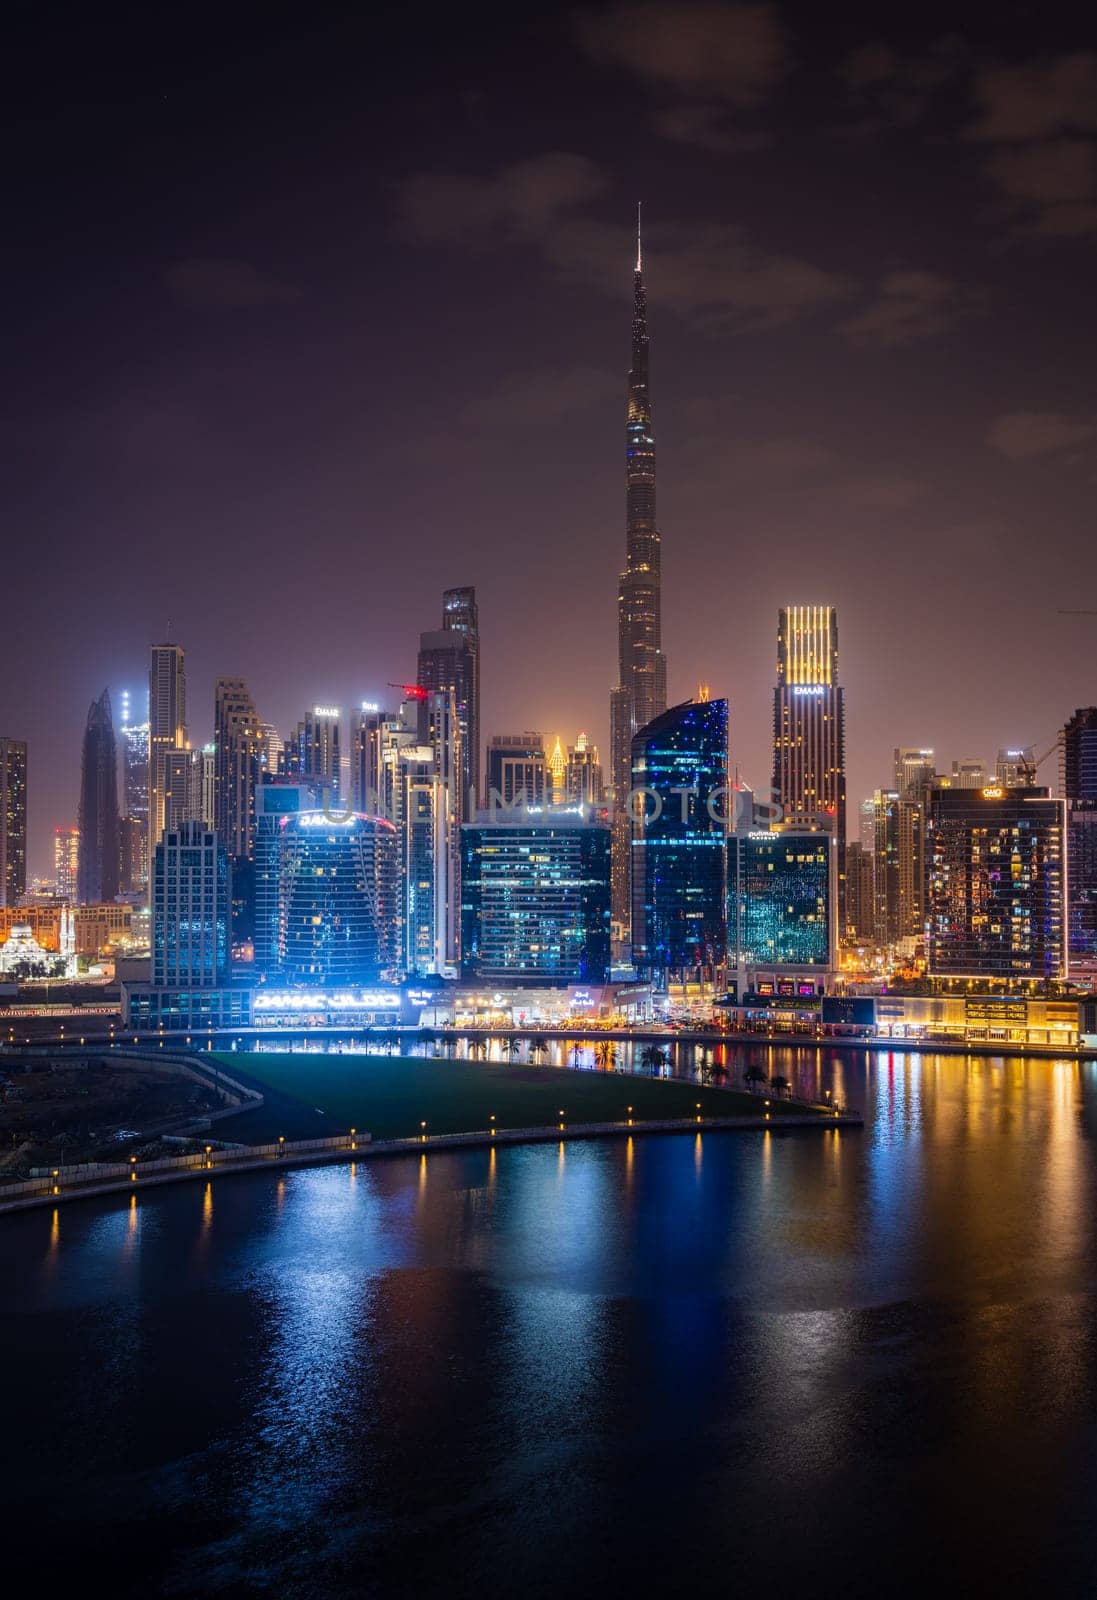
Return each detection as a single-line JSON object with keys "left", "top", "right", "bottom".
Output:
{"left": 388, "top": 682, "right": 428, "bottom": 701}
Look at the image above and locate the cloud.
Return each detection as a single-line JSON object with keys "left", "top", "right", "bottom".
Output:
{"left": 574, "top": 2, "right": 783, "bottom": 101}
{"left": 983, "top": 140, "right": 1097, "bottom": 237}
{"left": 461, "top": 365, "right": 618, "bottom": 428}
{"left": 970, "top": 54, "right": 1097, "bottom": 142}
{"left": 838, "top": 36, "right": 965, "bottom": 132}
{"left": 166, "top": 257, "right": 300, "bottom": 309}
{"left": 652, "top": 103, "right": 771, "bottom": 153}
{"left": 987, "top": 411, "right": 1097, "bottom": 459}
{"left": 398, "top": 153, "right": 605, "bottom": 244}
{"left": 399, "top": 156, "right": 852, "bottom": 329}
{"left": 839, "top": 271, "right": 959, "bottom": 346}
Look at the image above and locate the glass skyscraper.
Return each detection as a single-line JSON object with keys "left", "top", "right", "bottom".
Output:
{"left": 728, "top": 831, "right": 835, "bottom": 971}
{"left": 275, "top": 811, "right": 400, "bottom": 985}
{"left": 630, "top": 697, "right": 727, "bottom": 978}
{"left": 76, "top": 688, "right": 120, "bottom": 905}
{"left": 0, "top": 736, "right": 27, "bottom": 909}
{"left": 152, "top": 821, "right": 230, "bottom": 987}
{"left": 772, "top": 606, "right": 846, "bottom": 920}
{"left": 418, "top": 586, "right": 479, "bottom": 817}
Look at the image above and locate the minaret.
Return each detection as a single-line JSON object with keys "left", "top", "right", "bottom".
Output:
{"left": 610, "top": 206, "right": 667, "bottom": 939}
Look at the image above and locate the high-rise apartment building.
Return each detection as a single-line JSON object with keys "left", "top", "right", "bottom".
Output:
{"left": 286, "top": 706, "right": 342, "bottom": 804}
{"left": 461, "top": 812, "right": 611, "bottom": 985}
{"left": 728, "top": 829, "right": 836, "bottom": 995}
{"left": 53, "top": 826, "right": 79, "bottom": 903}
{"left": 120, "top": 691, "right": 150, "bottom": 892}
{"left": 926, "top": 785, "right": 1066, "bottom": 980}
{"left": 152, "top": 821, "right": 230, "bottom": 986}
{"left": 772, "top": 606, "right": 846, "bottom": 918}
{"left": 566, "top": 733, "right": 604, "bottom": 806}
{"left": 630, "top": 698, "right": 727, "bottom": 979}
{"left": 76, "top": 689, "right": 120, "bottom": 905}
{"left": 950, "top": 759, "right": 988, "bottom": 789}
{"left": 274, "top": 812, "right": 401, "bottom": 985}
{"left": 1060, "top": 708, "right": 1097, "bottom": 960}
{"left": 214, "top": 679, "right": 262, "bottom": 861}
{"left": 0, "top": 737, "right": 27, "bottom": 908}
{"left": 486, "top": 733, "right": 547, "bottom": 808}
{"left": 845, "top": 840, "right": 875, "bottom": 941}
{"left": 610, "top": 217, "right": 667, "bottom": 936}
{"left": 418, "top": 586, "right": 479, "bottom": 816}
{"left": 893, "top": 748, "right": 935, "bottom": 941}
{"left": 873, "top": 789, "right": 901, "bottom": 947}
{"left": 148, "top": 643, "right": 187, "bottom": 872}
{"left": 996, "top": 747, "right": 1035, "bottom": 786}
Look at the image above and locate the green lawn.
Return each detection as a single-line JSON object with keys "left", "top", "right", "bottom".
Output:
{"left": 216, "top": 1053, "right": 814, "bottom": 1141}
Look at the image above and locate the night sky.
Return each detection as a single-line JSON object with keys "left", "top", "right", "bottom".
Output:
{"left": 6, "top": 1, "right": 1096, "bottom": 873}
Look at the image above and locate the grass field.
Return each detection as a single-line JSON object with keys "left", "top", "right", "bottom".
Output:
{"left": 216, "top": 1053, "right": 814, "bottom": 1141}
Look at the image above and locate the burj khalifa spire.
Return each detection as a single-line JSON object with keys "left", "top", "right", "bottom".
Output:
{"left": 610, "top": 205, "right": 667, "bottom": 936}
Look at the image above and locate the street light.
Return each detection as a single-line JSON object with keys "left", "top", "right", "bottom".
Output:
{"left": 420, "top": 1120, "right": 427, "bottom": 1143}
{"left": 489, "top": 1114, "right": 496, "bottom": 1136}
{"left": 558, "top": 1109, "right": 566, "bottom": 1132}
{"left": 696, "top": 1101, "right": 702, "bottom": 1125}
{"left": 627, "top": 1105, "right": 633, "bottom": 1126}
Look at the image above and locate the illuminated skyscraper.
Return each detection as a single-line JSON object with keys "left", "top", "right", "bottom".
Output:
{"left": 893, "top": 748, "right": 936, "bottom": 941}
{"left": 728, "top": 829, "right": 836, "bottom": 996}
{"left": 148, "top": 643, "right": 187, "bottom": 871}
{"left": 486, "top": 734, "right": 547, "bottom": 807}
{"left": 772, "top": 606, "right": 846, "bottom": 917}
{"left": 152, "top": 822, "right": 230, "bottom": 987}
{"left": 54, "top": 826, "right": 79, "bottom": 903}
{"left": 566, "top": 732, "right": 604, "bottom": 805}
{"left": 120, "top": 691, "right": 149, "bottom": 892}
{"left": 0, "top": 736, "right": 28, "bottom": 908}
{"left": 214, "top": 678, "right": 262, "bottom": 860}
{"left": 610, "top": 212, "right": 667, "bottom": 935}
{"left": 286, "top": 707, "right": 342, "bottom": 803}
{"left": 77, "top": 689, "right": 120, "bottom": 905}
{"left": 926, "top": 785, "right": 1066, "bottom": 980}
{"left": 1060, "top": 708, "right": 1097, "bottom": 959}
{"left": 418, "top": 586, "right": 479, "bottom": 815}
{"left": 274, "top": 812, "right": 401, "bottom": 984}
{"left": 630, "top": 698, "right": 727, "bottom": 980}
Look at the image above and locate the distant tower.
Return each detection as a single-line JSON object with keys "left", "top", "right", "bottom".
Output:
{"left": 77, "top": 689, "right": 120, "bottom": 905}
{"left": 148, "top": 643, "right": 187, "bottom": 876}
{"left": 120, "top": 690, "right": 150, "bottom": 892}
{"left": 610, "top": 208, "right": 667, "bottom": 937}
{"left": 0, "top": 736, "right": 28, "bottom": 908}
{"left": 418, "top": 586, "right": 480, "bottom": 816}
{"left": 772, "top": 606, "right": 846, "bottom": 919}
{"left": 54, "top": 827, "right": 80, "bottom": 903}
{"left": 214, "top": 678, "right": 262, "bottom": 861}
{"left": 153, "top": 821, "right": 230, "bottom": 986}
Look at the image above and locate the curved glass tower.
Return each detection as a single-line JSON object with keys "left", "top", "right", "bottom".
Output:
{"left": 276, "top": 812, "right": 400, "bottom": 984}
{"left": 77, "top": 688, "right": 120, "bottom": 905}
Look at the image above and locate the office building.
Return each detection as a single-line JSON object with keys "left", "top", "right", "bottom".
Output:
{"left": 461, "top": 811, "right": 611, "bottom": 984}
{"left": 926, "top": 785, "right": 1066, "bottom": 980}
{"left": 148, "top": 643, "right": 187, "bottom": 870}
{"left": 53, "top": 826, "right": 79, "bottom": 903}
{"left": 728, "top": 829, "right": 836, "bottom": 996}
{"left": 252, "top": 781, "right": 318, "bottom": 974}
{"left": 630, "top": 697, "right": 727, "bottom": 979}
{"left": 873, "top": 789, "right": 901, "bottom": 947}
{"left": 858, "top": 796, "right": 875, "bottom": 854}
{"left": 152, "top": 821, "right": 230, "bottom": 986}
{"left": 894, "top": 748, "right": 935, "bottom": 941}
{"left": 0, "top": 736, "right": 28, "bottom": 908}
{"left": 996, "top": 747, "right": 1035, "bottom": 786}
{"left": 274, "top": 811, "right": 400, "bottom": 985}
{"left": 76, "top": 689, "right": 120, "bottom": 905}
{"left": 1060, "top": 708, "right": 1097, "bottom": 802}
{"left": 486, "top": 734, "right": 547, "bottom": 808}
{"left": 772, "top": 606, "right": 846, "bottom": 917}
{"left": 418, "top": 585, "right": 479, "bottom": 815}
{"left": 950, "top": 758, "right": 988, "bottom": 789}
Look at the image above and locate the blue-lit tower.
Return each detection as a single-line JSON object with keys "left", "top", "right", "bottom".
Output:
{"left": 630, "top": 697, "right": 727, "bottom": 981}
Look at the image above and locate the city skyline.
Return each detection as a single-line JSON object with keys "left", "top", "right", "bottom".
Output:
{"left": 5, "top": 3, "right": 1096, "bottom": 878}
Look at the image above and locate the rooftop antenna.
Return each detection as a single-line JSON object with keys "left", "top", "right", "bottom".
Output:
{"left": 636, "top": 201, "right": 642, "bottom": 273}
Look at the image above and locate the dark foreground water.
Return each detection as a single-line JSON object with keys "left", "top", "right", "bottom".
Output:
{"left": 5, "top": 1047, "right": 1097, "bottom": 1598}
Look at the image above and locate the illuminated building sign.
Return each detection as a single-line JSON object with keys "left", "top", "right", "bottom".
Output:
{"left": 792, "top": 685, "right": 825, "bottom": 696}
{"left": 313, "top": 706, "right": 340, "bottom": 718}
{"left": 361, "top": 701, "right": 380, "bottom": 713}
{"left": 982, "top": 786, "right": 1004, "bottom": 798}
{"left": 254, "top": 990, "right": 400, "bottom": 1011}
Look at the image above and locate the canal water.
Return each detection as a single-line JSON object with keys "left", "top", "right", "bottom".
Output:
{"left": 4, "top": 1046, "right": 1097, "bottom": 1597}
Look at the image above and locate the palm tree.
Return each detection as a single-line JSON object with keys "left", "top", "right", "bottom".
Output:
{"left": 570, "top": 1042, "right": 586, "bottom": 1068}
{"left": 470, "top": 1037, "right": 488, "bottom": 1061}
{"left": 419, "top": 1027, "right": 437, "bottom": 1059}
{"left": 698, "top": 1047, "right": 715, "bottom": 1086}
{"left": 770, "top": 1073, "right": 791, "bottom": 1100}
{"left": 743, "top": 1064, "right": 768, "bottom": 1093}
{"left": 595, "top": 1040, "right": 617, "bottom": 1072}
{"left": 503, "top": 1034, "right": 522, "bottom": 1060}
{"left": 641, "top": 1045, "right": 667, "bottom": 1077}
{"left": 530, "top": 1038, "right": 550, "bottom": 1065}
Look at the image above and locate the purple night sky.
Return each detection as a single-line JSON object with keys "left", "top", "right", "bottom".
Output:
{"left": 5, "top": 1, "right": 1096, "bottom": 873}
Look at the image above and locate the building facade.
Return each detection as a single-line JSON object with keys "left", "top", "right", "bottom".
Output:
{"left": 772, "top": 607, "right": 846, "bottom": 922}
{"left": 610, "top": 219, "right": 667, "bottom": 936}
{"left": 461, "top": 813, "right": 611, "bottom": 985}
{"left": 53, "top": 826, "right": 79, "bottom": 903}
{"left": 727, "top": 828, "right": 836, "bottom": 997}
{"left": 630, "top": 697, "right": 727, "bottom": 980}
{"left": 0, "top": 736, "right": 28, "bottom": 908}
{"left": 485, "top": 733, "right": 547, "bottom": 808}
{"left": 418, "top": 585, "right": 479, "bottom": 816}
{"left": 214, "top": 678, "right": 262, "bottom": 862}
{"left": 120, "top": 692, "right": 150, "bottom": 892}
{"left": 148, "top": 643, "right": 187, "bottom": 875}
{"left": 152, "top": 822, "right": 230, "bottom": 986}
{"left": 274, "top": 811, "right": 400, "bottom": 985}
{"left": 926, "top": 785, "right": 1066, "bottom": 980}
